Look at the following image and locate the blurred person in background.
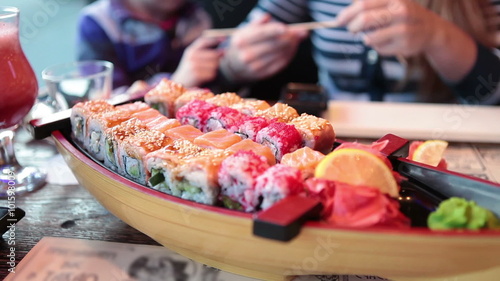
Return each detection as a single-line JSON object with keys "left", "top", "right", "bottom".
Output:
{"left": 219, "top": 0, "right": 500, "bottom": 105}
{"left": 77, "top": 0, "right": 222, "bottom": 91}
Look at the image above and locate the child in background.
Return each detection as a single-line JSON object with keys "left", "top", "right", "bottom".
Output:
{"left": 77, "top": 0, "right": 222, "bottom": 91}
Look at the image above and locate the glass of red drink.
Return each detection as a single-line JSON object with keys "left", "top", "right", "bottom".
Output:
{"left": 0, "top": 6, "right": 47, "bottom": 197}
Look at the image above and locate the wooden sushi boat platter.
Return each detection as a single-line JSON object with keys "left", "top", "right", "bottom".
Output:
{"left": 29, "top": 87, "right": 500, "bottom": 281}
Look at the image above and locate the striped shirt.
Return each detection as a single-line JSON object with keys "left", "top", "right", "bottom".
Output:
{"left": 243, "top": 0, "right": 500, "bottom": 104}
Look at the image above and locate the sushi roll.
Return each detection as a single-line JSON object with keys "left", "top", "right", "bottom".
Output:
{"left": 144, "top": 78, "right": 186, "bottom": 117}
{"left": 144, "top": 115, "right": 181, "bottom": 133}
{"left": 289, "top": 114, "right": 336, "bottom": 154}
{"left": 229, "top": 99, "right": 270, "bottom": 116}
{"left": 146, "top": 139, "right": 205, "bottom": 195}
{"left": 70, "top": 100, "right": 114, "bottom": 144}
{"left": 86, "top": 109, "right": 133, "bottom": 160}
{"left": 176, "top": 99, "right": 218, "bottom": 132}
{"left": 280, "top": 147, "right": 325, "bottom": 180}
{"left": 175, "top": 149, "right": 230, "bottom": 205}
{"left": 255, "top": 164, "right": 304, "bottom": 210}
{"left": 164, "top": 125, "right": 204, "bottom": 142}
{"left": 115, "top": 101, "right": 150, "bottom": 114}
{"left": 131, "top": 108, "right": 163, "bottom": 124}
{"left": 254, "top": 102, "right": 299, "bottom": 123}
{"left": 232, "top": 116, "right": 271, "bottom": 141}
{"left": 218, "top": 150, "right": 270, "bottom": 212}
{"left": 193, "top": 129, "right": 242, "bottom": 149}
{"left": 174, "top": 88, "right": 214, "bottom": 114}
{"left": 118, "top": 130, "right": 172, "bottom": 184}
{"left": 205, "top": 106, "right": 246, "bottom": 132}
{"left": 226, "top": 139, "right": 276, "bottom": 166}
{"left": 103, "top": 118, "right": 148, "bottom": 171}
{"left": 256, "top": 122, "right": 303, "bottom": 161}
{"left": 205, "top": 92, "right": 242, "bottom": 107}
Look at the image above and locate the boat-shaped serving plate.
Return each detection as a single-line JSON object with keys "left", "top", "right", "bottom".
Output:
{"left": 50, "top": 127, "right": 500, "bottom": 281}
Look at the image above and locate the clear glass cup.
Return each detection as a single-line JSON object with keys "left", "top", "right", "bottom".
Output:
{"left": 41, "top": 60, "right": 114, "bottom": 111}
{"left": 0, "top": 6, "right": 47, "bottom": 197}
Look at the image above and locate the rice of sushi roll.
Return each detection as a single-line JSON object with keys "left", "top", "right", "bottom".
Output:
{"left": 174, "top": 88, "right": 214, "bottom": 114}
{"left": 232, "top": 116, "right": 271, "bottom": 141}
{"left": 176, "top": 99, "right": 218, "bottom": 132}
{"left": 144, "top": 78, "right": 186, "bottom": 117}
{"left": 193, "top": 129, "right": 242, "bottom": 149}
{"left": 256, "top": 122, "right": 302, "bottom": 161}
{"left": 86, "top": 109, "right": 133, "bottom": 160}
{"left": 289, "top": 114, "right": 336, "bottom": 154}
{"left": 255, "top": 164, "right": 304, "bottom": 210}
{"left": 229, "top": 99, "right": 270, "bottom": 116}
{"left": 218, "top": 150, "right": 270, "bottom": 212}
{"left": 118, "top": 130, "right": 172, "bottom": 184}
{"left": 205, "top": 106, "right": 246, "bottom": 132}
{"left": 254, "top": 102, "right": 299, "bottom": 123}
{"left": 205, "top": 92, "right": 242, "bottom": 107}
{"left": 146, "top": 139, "right": 205, "bottom": 195}
{"left": 70, "top": 100, "right": 114, "bottom": 144}
{"left": 175, "top": 149, "right": 230, "bottom": 205}
{"left": 103, "top": 118, "right": 148, "bottom": 171}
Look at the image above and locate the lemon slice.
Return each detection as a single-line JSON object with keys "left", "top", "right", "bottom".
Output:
{"left": 411, "top": 140, "right": 448, "bottom": 167}
{"left": 314, "top": 148, "right": 399, "bottom": 197}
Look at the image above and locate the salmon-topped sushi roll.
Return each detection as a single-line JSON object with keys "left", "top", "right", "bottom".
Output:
{"left": 193, "top": 129, "right": 242, "bottom": 149}
{"left": 146, "top": 139, "right": 205, "bottom": 195}
{"left": 233, "top": 116, "right": 271, "bottom": 141}
{"left": 256, "top": 122, "right": 302, "bottom": 161}
{"left": 289, "top": 114, "right": 336, "bottom": 154}
{"left": 144, "top": 115, "right": 181, "bottom": 133}
{"left": 280, "top": 147, "right": 325, "bottom": 180}
{"left": 229, "top": 99, "right": 270, "bottom": 116}
{"left": 254, "top": 102, "right": 299, "bottom": 123}
{"left": 255, "top": 164, "right": 304, "bottom": 210}
{"left": 144, "top": 78, "right": 186, "bottom": 117}
{"left": 175, "top": 149, "right": 230, "bottom": 205}
{"left": 70, "top": 100, "right": 114, "bottom": 144}
{"left": 174, "top": 88, "right": 214, "bottom": 114}
{"left": 115, "top": 101, "right": 150, "bottom": 115}
{"left": 176, "top": 99, "right": 218, "bottom": 132}
{"left": 205, "top": 106, "right": 246, "bottom": 132}
{"left": 165, "top": 125, "right": 203, "bottom": 142}
{"left": 103, "top": 118, "right": 147, "bottom": 171}
{"left": 206, "top": 92, "right": 242, "bottom": 107}
{"left": 226, "top": 139, "right": 276, "bottom": 166}
{"left": 218, "top": 150, "right": 270, "bottom": 212}
{"left": 131, "top": 108, "right": 163, "bottom": 124}
{"left": 118, "top": 130, "right": 172, "bottom": 184}
{"left": 86, "top": 109, "right": 133, "bottom": 160}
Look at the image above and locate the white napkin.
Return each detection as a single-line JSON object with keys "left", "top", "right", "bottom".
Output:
{"left": 45, "top": 154, "right": 79, "bottom": 185}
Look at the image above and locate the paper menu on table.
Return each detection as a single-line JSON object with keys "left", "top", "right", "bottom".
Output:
{"left": 5, "top": 237, "right": 388, "bottom": 281}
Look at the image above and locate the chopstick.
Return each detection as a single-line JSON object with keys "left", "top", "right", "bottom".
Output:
{"left": 202, "top": 20, "right": 340, "bottom": 38}
{"left": 202, "top": 19, "right": 408, "bottom": 66}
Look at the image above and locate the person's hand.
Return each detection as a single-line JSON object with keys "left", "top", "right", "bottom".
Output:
{"left": 335, "top": 0, "right": 449, "bottom": 57}
{"left": 171, "top": 37, "right": 223, "bottom": 87}
{"left": 220, "top": 14, "right": 308, "bottom": 83}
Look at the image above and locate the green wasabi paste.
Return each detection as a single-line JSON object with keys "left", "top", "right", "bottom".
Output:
{"left": 428, "top": 197, "right": 500, "bottom": 230}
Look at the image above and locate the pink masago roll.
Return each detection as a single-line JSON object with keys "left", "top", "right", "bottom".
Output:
{"left": 218, "top": 150, "right": 271, "bottom": 212}
{"left": 256, "top": 122, "right": 303, "bottom": 161}
{"left": 176, "top": 99, "right": 218, "bottom": 132}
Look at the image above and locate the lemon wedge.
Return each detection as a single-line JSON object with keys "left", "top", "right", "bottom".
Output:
{"left": 315, "top": 148, "right": 399, "bottom": 197}
{"left": 411, "top": 140, "right": 448, "bottom": 167}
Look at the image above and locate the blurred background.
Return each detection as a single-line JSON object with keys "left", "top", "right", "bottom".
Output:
{"left": 7, "top": 0, "right": 316, "bottom": 99}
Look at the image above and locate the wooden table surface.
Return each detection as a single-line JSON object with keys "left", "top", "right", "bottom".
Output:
{"left": 0, "top": 128, "right": 160, "bottom": 279}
